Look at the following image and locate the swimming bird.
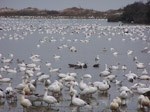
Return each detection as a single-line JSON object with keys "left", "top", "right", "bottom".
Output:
{"left": 43, "top": 88, "right": 57, "bottom": 106}
{"left": 138, "top": 95, "right": 150, "bottom": 108}
{"left": 79, "top": 78, "right": 88, "bottom": 90}
{"left": 0, "top": 88, "right": 5, "bottom": 99}
{"left": 104, "top": 74, "right": 117, "bottom": 82}
{"left": 95, "top": 55, "right": 100, "bottom": 62}
{"left": 20, "top": 91, "right": 32, "bottom": 109}
{"left": 53, "top": 54, "right": 61, "bottom": 60}
{"left": 80, "top": 84, "right": 97, "bottom": 96}
{"left": 93, "top": 63, "right": 99, "bottom": 68}
{"left": 136, "top": 61, "right": 145, "bottom": 69}
{"left": 5, "top": 83, "right": 15, "bottom": 98}
{"left": 121, "top": 65, "right": 127, "bottom": 70}
{"left": 110, "top": 100, "right": 119, "bottom": 112}
{"left": 119, "top": 90, "right": 128, "bottom": 105}
{"left": 138, "top": 75, "right": 150, "bottom": 80}
{"left": 71, "top": 93, "right": 87, "bottom": 107}
{"left": 93, "top": 80, "right": 110, "bottom": 93}
{"left": 48, "top": 80, "right": 63, "bottom": 94}
{"left": 100, "top": 64, "right": 111, "bottom": 76}
{"left": 141, "top": 69, "right": 148, "bottom": 75}
{"left": 124, "top": 71, "right": 138, "bottom": 82}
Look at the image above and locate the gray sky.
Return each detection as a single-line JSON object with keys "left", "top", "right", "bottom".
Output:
{"left": 0, "top": 0, "right": 147, "bottom": 11}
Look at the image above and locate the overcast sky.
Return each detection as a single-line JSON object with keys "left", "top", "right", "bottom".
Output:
{"left": 0, "top": 0, "right": 147, "bottom": 11}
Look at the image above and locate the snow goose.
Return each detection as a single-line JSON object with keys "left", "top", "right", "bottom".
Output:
{"left": 69, "top": 84, "right": 78, "bottom": 97}
{"left": 62, "top": 75, "right": 75, "bottom": 82}
{"left": 20, "top": 91, "right": 32, "bottom": 109}
{"left": 0, "top": 88, "right": 5, "bottom": 99}
{"left": 26, "top": 63, "right": 36, "bottom": 68}
{"left": 114, "top": 97, "right": 122, "bottom": 106}
{"left": 131, "top": 83, "right": 146, "bottom": 90}
{"left": 79, "top": 78, "right": 88, "bottom": 91}
{"left": 48, "top": 80, "right": 63, "bottom": 94}
{"left": 104, "top": 74, "right": 117, "bottom": 82}
{"left": 141, "top": 69, "right": 148, "bottom": 75}
{"left": 80, "top": 84, "right": 97, "bottom": 96}
{"left": 69, "top": 46, "right": 77, "bottom": 52}
{"left": 45, "top": 62, "right": 52, "bottom": 68}
{"left": 38, "top": 74, "right": 49, "bottom": 83}
{"left": 136, "top": 86, "right": 150, "bottom": 94}
{"left": 49, "top": 67, "right": 60, "bottom": 73}
{"left": 114, "top": 80, "right": 122, "bottom": 86}
{"left": 53, "top": 54, "right": 61, "bottom": 60}
{"left": 5, "top": 83, "right": 14, "bottom": 98}
{"left": 119, "top": 90, "right": 128, "bottom": 105}
{"left": 110, "top": 100, "right": 119, "bottom": 112}
{"left": 58, "top": 73, "right": 67, "bottom": 78}
{"left": 109, "top": 63, "right": 120, "bottom": 70}
{"left": 93, "top": 80, "right": 110, "bottom": 93}
{"left": 127, "top": 50, "right": 133, "bottom": 55}
{"left": 138, "top": 75, "right": 150, "bottom": 80}
{"left": 99, "top": 64, "right": 111, "bottom": 76}
{"left": 119, "top": 86, "right": 133, "bottom": 94}
{"left": 6, "top": 68, "right": 17, "bottom": 74}
{"left": 138, "top": 95, "right": 150, "bottom": 108}
{"left": 43, "top": 88, "right": 57, "bottom": 106}
{"left": 83, "top": 74, "right": 92, "bottom": 79}
{"left": 1, "top": 57, "right": 13, "bottom": 63}
{"left": 124, "top": 71, "right": 138, "bottom": 82}
{"left": 95, "top": 55, "right": 100, "bottom": 62}
{"left": 136, "top": 61, "right": 145, "bottom": 69}
{"left": 23, "top": 83, "right": 31, "bottom": 95}
{"left": 0, "top": 77, "right": 12, "bottom": 83}
{"left": 44, "top": 79, "right": 51, "bottom": 87}
{"left": 121, "top": 65, "right": 127, "bottom": 70}
{"left": 71, "top": 93, "right": 87, "bottom": 107}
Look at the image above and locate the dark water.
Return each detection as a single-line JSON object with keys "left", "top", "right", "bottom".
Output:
{"left": 0, "top": 18, "right": 150, "bottom": 112}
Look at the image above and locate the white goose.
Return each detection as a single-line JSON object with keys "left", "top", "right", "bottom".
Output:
{"left": 93, "top": 80, "right": 110, "bottom": 93}
{"left": 6, "top": 68, "right": 17, "bottom": 74}
{"left": 80, "top": 84, "right": 97, "bottom": 96}
{"left": 136, "top": 86, "right": 150, "bottom": 94}
{"left": 124, "top": 71, "right": 138, "bottom": 82}
{"left": 104, "top": 74, "right": 116, "bottom": 82}
{"left": 136, "top": 61, "right": 145, "bottom": 69}
{"left": 1, "top": 57, "right": 13, "bottom": 63}
{"left": 20, "top": 91, "right": 32, "bottom": 108}
{"left": 0, "top": 88, "right": 4, "bottom": 99}
{"left": 43, "top": 88, "right": 57, "bottom": 105}
{"left": 69, "top": 85, "right": 78, "bottom": 97}
{"left": 48, "top": 80, "right": 63, "bottom": 93}
{"left": 95, "top": 55, "right": 100, "bottom": 62}
{"left": 141, "top": 69, "right": 148, "bottom": 75}
{"left": 79, "top": 78, "right": 88, "bottom": 90}
{"left": 100, "top": 64, "right": 111, "bottom": 76}
{"left": 53, "top": 54, "right": 61, "bottom": 60}
{"left": 83, "top": 74, "right": 92, "bottom": 79}
{"left": 109, "top": 63, "right": 120, "bottom": 70}
{"left": 121, "top": 65, "right": 127, "bottom": 70}
{"left": 119, "top": 86, "right": 133, "bottom": 94}
{"left": 71, "top": 93, "right": 87, "bottom": 107}
{"left": 119, "top": 90, "right": 128, "bottom": 105}
{"left": 138, "top": 75, "right": 150, "bottom": 80}
{"left": 110, "top": 100, "right": 119, "bottom": 111}
{"left": 138, "top": 95, "right": 150, "bottom": 108}
{"left": 5, "top": 83, "right": 15, "bottom": 98}
{"left": 0, "top": 77, "right": 12, "bottom": 83}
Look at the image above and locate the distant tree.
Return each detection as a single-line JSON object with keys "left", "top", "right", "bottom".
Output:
{"left": 121, "top": 2, "right": 150, "bottom": 24}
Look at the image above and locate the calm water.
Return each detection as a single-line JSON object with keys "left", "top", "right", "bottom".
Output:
{"left": 0, "top": 18, "right": 150, "bottom": 112}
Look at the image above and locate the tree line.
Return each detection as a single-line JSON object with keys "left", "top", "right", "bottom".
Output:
{"left": 108, "top": 1, "right": 150, "bottom": 24}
